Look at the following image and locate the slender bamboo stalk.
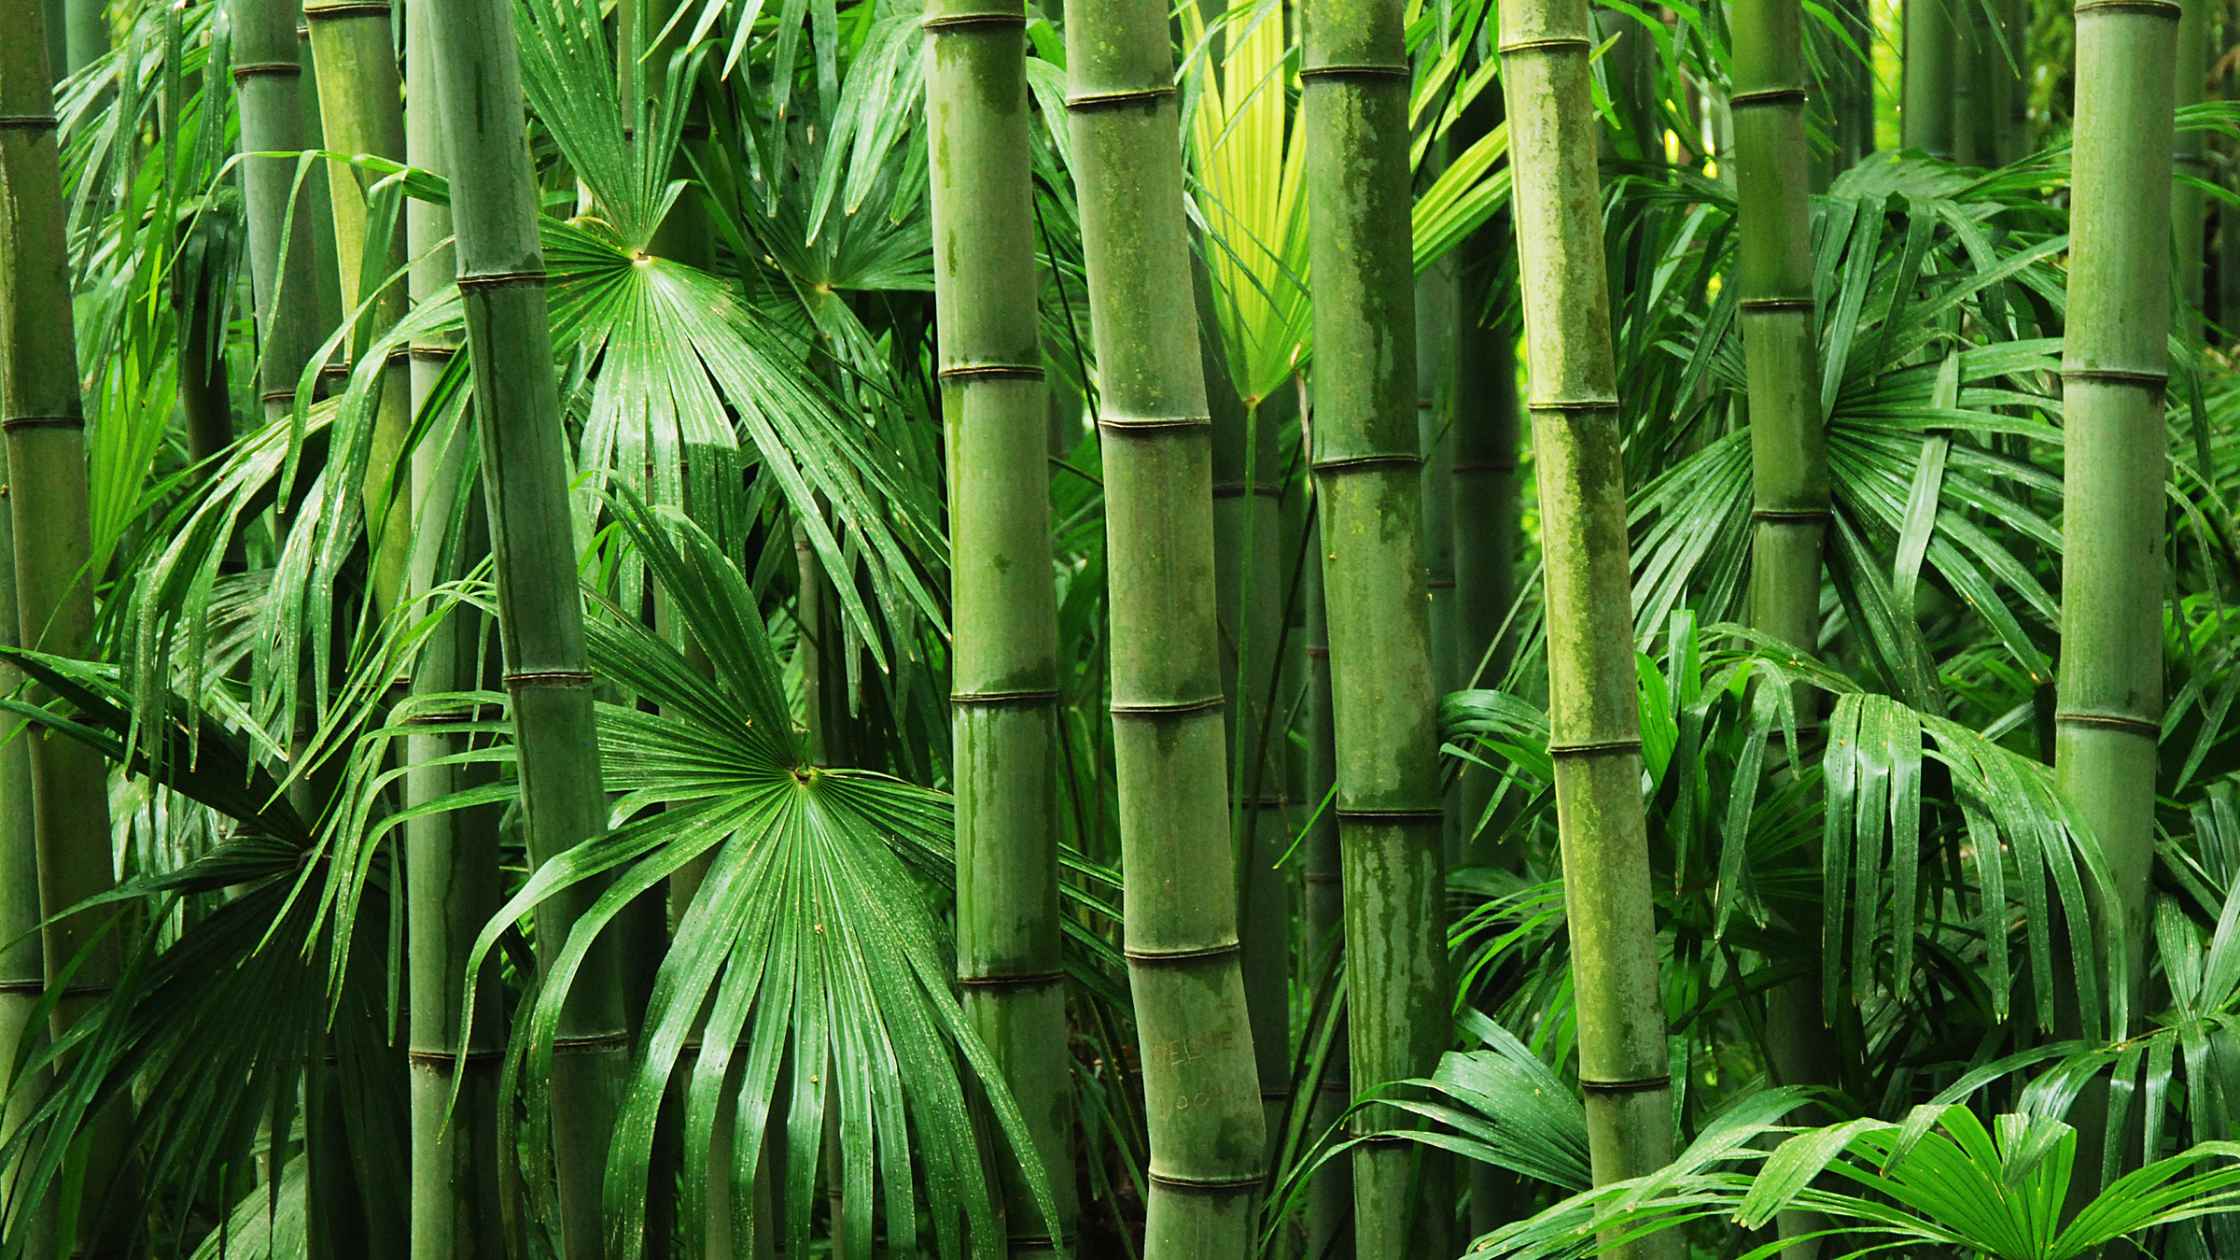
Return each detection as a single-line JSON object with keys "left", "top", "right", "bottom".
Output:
{"left": 2174, "top": 0, "right": 2209, "bottom": 336}
{"left": 60, "top": 0, "right": 101, "bottom": 75}
{"left": 306, "top": 0, "right": 411, "bottom": 613}
{"left": 423, "top": 0, "right": 630, "bottom": 1251}
{"left": 2223, "top": 0, "right": 2240, "bottom": 343}
{"left": 1731, "top": 1, "right": 1835, "bottom": 1253}
{"left": 402, "top": 1, "right": 509, "bottom": 1251}
{"left": 1901, "top": 0, "right": 1956, "bottom": 157}
{"left": 1295, "top": 469, "right": 1354, "bottom": 1259}
{"left": 1498, "top": 0, "right": 1678, "bottom": 1251}
{"left": 1300, "top": 0, "right": 1451, "bottom": 1250}
{"left": 1202, "top": 269, "right": 1291, "bottom": 1160}
{"left": 2055, "top": 0, "right": 2178, "bottom": 1032}
{"left": 1832, "top": 0, "right": 1875, "bottom": 170}
{"left": 0, "top": 10, "right": 137, "bottom": 1254}
{"left": 1063, "top": 2, "right": 1267, "bottom": 1249}
{"left": 174, "top": 213, "right": 236, "bottom": 468}
{"left": 1953, "top": 3, "right": 1989, "bottom": 165}
{"left": 1417, "top": 260, "right": 1461, "bottom": 869}
{"left": 230, "top": 0, "right": 326, "bottom": 429}
{"left": 922, "top": 1, "right": 1077, "bottom": 1248}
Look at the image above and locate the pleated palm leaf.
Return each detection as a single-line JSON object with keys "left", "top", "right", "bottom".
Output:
{"left": 391, "top": 496, "right": 1062, "bottom": 1258}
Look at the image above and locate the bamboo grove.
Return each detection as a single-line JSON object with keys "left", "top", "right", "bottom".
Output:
{"left": 2, "top": 0, "right": 2240, "bottom": 1253}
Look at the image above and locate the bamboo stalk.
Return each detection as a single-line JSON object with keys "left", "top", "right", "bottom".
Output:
{"left": 401, "top": 0, "right": 510, "bottom": 1251}
{"left": 422, "top": 0, "right": 631, "bottom": 1251}
{"left": 2175, "top": 0, "right": 2209, "bottom": 335}
{"left": 0, "top": 424, "right": 54, "bottom": 1260}
{"left": 230, "top": 0, "right": 327, "bottom": 429}
{"left": 1497, "top": 0, "right": 1678, "bottom": 1251}
{"left": 1299, "top": 0, "right": 1452, "bottom": 1250}
{"left": 305, "top": 0, "right": 412, "bottom": 614}
{"left": 1418, "top": 259, "right": 1461, "bottom": 869}
{"left": 2056, "top": 0, "right": 2178, "bottom": 1034}
{"left": 1731, "top": 0, "right": 1835, "bottom": 1253}
{"left": 0, "top": 9, "right": 138, "bottom": 1254}
{"left": 922, "top": 0, "right": 1078, "bottom": 1248}
{"left": 60, "top": 0, "right": 101, "bottom": 75}
{"left": 1295, "top": 472, "right": 1353, "bottom": 1259}
{"left": 1901, "top": 0, "right": 1956, "bottom": 157}
{"left": 1062, "top": 1, "right": 1267, "bottom": 1248}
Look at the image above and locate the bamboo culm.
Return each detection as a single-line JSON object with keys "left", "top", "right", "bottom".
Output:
{"left": 2055, "top": 0, "right": 2179, "bottom": 1048}
{"left": 922, "top": 0, "right": 1078, "bottom": 1245}
{"left": 0, "top": 7, "right": 139, "bottom": 1252}
{"left": 1498, "top": 0, "right": 1678, "bottom": 1252}
{"left": 1064, "top": 0, "right": 1268, "bottom": 1248}
{"left": 402, "top": 0, "right": 511, "bottom": 1250}
{"left": 1300, "top": 0, "right": 1451, "bottom": 1250}
{"left": 422, "top": 0, "right": 632, "bottom": 1251}
{"left": 1901, "top": 0, "right": 1956, "bottom": 157}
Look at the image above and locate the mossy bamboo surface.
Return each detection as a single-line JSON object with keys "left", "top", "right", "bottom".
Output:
{"left": 1901, "top": 0, "right": 1955, "bottom": 157}
{"left": 306, "top": 0, "right": 411, "bottom": 614}
{"left": 1300, "top": 0, "right": 1451, "bottom": 1250}
{"left": 0, "top": 10, "right": 137, "bottom": 1252}
{"left": 923, "top": 1, "right": 1077, "bottom": 1243}
{"left": 2056, "top": 0, "right": 2179, "bottom": 1012}
{"left": 1498, "top": 0, "right": 1678, "bottom": 1251}
{"left": 1063, "top": 1, "right": 1267, "bottom": 1248}
{"left": 424, "top": 0, "right": 630, "bottom": 1251}
{"left": 401, "top": 1, "right": 509, "bottom": 1251}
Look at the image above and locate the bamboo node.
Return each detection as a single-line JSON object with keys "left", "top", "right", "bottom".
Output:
{"left": 1333, "top": 806, "right": 1445, "bottom": 822}
{"left": 1750, "top": 507, "right": 1831, "bottom": 523}
{"left": 1496, "top": 35, "right": 1593, "bottom": 55}
{"left": 1146, "top": 1169, "right": 1263, "bottom": 1193}
{"left": 2072, "top": 0, "right": 2181, "bottom": 16}
{"left": 0, "top": 415, "right": 83, "bottom": 433}
{"left": 951, "top": 687, "right": 1060, "bottom": 706}
{"left": 1108, "top": 694, "right": 1226, "bottom": 718}
{"left": 921, "top": 10, "right": 1026, "bottom": 30}
{"left": 2055, "top": 709, "right": 2159, "bottom": 738}
{"left": 549, "top": 1031, "right": 631, "bottom": 1053}
{"left": 1547, "top": 737, "right": 1644, "bottom": 759}
{"left": 1311, "top": 453, "right": 1422, "bottom": 474}
{"left": 956, "top": 969, "right": 1065, "bottom": 990}
{"left": 408, "top": 343, "right": 458, "bottom": 361}
{"left": 1427, "top": 578, "right": 1456, "bottom": 591}
{"left": 1095, "top": 414, "right": 1211, "bottom": 433}
{"left": 1739, "top": 296, "right": 1815, "bottom": 313}
{"left": 1064, "top": 86, "right": 1178, "bottom": 112}
{"left": 1526, "top": 398, "right": 1621, "bottom": 414}
{"left": 404, "top": 1047, "right": 505, "bottom": 1068}
{"left": 0, "top": 115, "right": 60, "bottom": 132}
{"left": 937, "top": 361, "right": 1043, "bottom": 382}
{"left": 1580, "top": 1074, "right": 1670, "bottom": 1094}
{"left": 2059, "top": 366, "right": 2168, "bottom": 390}
{"left": 302, "top": 0, "right": 393, "bottom": 17}
{"left": 1729, "top": 87, "right": 1809, "bottom": 109}
{"left": 502, "top": 669, "right": 596, "bottom": 690}
{"left": 1297, "top": 62, "right": 1410, "bottom": 82}
{"left": 258, "top": 388, "right": 297, "bottom": 405}
{"left": 230, "top": 60, "right": 303, "bottom": 81}
{"left": 456, "top": 269, "right": 550, "bottom": 291}
{"left": 1123, "top": 941, "right": 1242, "bottom": 966}
{"left": 1209, "top": 480, "right": 1282, "bottom": 499}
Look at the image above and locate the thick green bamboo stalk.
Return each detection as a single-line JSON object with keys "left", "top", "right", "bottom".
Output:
{"left": 2174, "top": 0, "right": 2209, "bottom": 334}
{"left": 230, "top": 0, "right": 326, "bottom": 429}
{"left": 922, "top": 1, "right": 1077, "bottom": 1247}
{"left": 1901, "top": 0, "right": 1956, "bottom": 157}
{"left": 401, "top": 0, "right": 508, "bottom": 1251}
{"left": 306, "top": 0, "right": 411, "bottom": 614}
{"left": 2055, "top": 0, "right": 2177, "bottom": 1025}
{"left": 1953, "top": 2, "right": 1990, "bottom": 165}
{"left": 1063, "top": 3, "right": 1267, "bottom": 1249}
{"left": 0, "top": 12, "right": 137, "bottom": 1254}
{"left": 1418, "top": 261, "right": 1461, "bottom": 869}
{"left": 1498, "top": 0, "right": 1678, "bottom": 1252}
{"left": 1731, "top": 1, "right": 1835, "bottom": 1253}
{"left": 424, "top": 0, "right": 630, "bottom": 1252}
{"left": 1294, "top": 471, "right": 1353, "bottom": 1259}
{"left": 1300, "top": 0, "right": 1451, "bottom": 1251}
